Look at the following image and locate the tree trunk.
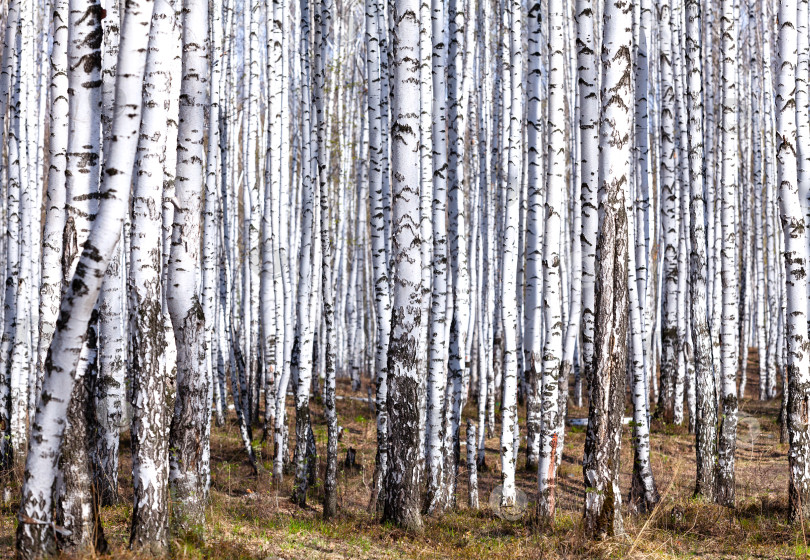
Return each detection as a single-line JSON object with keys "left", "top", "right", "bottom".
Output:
{"left": 685, "top": 0, "right": 718, "bottom": 502}
{"left": 715, "top": 0, "right": 739, "bottom": 508}
{"left": 777, "top": 0, "right": 810, "bottom": 524}
{"left": 582, "top": 0, "right": 631, "bottom": 538}
{"left": 16, "top": 0, "right": 153, "bottom": 553}
{"left": 381, "top": 0, "right": 423, "bottom": 532}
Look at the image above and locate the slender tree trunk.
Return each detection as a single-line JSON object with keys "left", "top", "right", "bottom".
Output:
{"left": 685, "top": 0, "right": 718, "bottom": 502}
{"left": 50, "top": 0, "right": 106, "bottom": 552}
{"left": 656, "top": 0, "right": 679, "bottom": 424}
{"left": 715, "top": 0, "right": 739, "bottom": 508}
{"left": 537, "top": 0, "right": 566, "bottom": 523}
{"left": 524, "top": 0, "right": 543, "bottom": 472}
{"left": 499, "top": 0, "right": 523, "bottom": 509}
{"left": 365, "top": 0, "right": 393, "bottom": 510}
{"left": 424, "top": 0, "right": 450, "bottom": 513}
{"left": 35, "top": 0, "right": 69, "bottom": 436}
{"left": 291, "top": 0, "right": 317, "bottom": 506}
{"left": 577, "top": 0, "right": 599, "bottom": 408}
{"left": 315, "top": 0, "right": 338, "bottom": 519}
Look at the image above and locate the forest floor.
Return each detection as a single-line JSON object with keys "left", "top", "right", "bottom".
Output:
{"left": 0, "top": 351, "right": 805, "bottom": 559}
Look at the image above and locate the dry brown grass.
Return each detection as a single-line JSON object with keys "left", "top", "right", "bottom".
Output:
{"left": 0, "top": 358, "right": 806, "bottom": 559}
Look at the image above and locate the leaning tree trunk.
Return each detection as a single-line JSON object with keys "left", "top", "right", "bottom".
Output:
{"left": 16, "top": 0, "right": 154, "bottom": 554}
{"left": 381, "top": 0, "right": 423, "bottom": 532}
{"left": 51, "top": 0, "right": 106, "bottom": 553}
{"left": 582, "top": 0, "right": 631, "bottom": 538}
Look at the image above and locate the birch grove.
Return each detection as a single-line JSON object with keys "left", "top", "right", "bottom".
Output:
{"left": 0, "top": 0, "right": 807, "bottom": 556}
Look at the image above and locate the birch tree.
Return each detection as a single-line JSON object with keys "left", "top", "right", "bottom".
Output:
{"left": 499, "top": 0, "right": 523, "bottom": 510}
{"left": 716, "top": 0, "right": 739, "bottom": 507}
{"left": 365, "top": 0, "right": 393, "bottom": 509}
{"left": 577, "top": 0, "right": 599, "bottom": 406}
{"left": 425, "top": 0, "right": 450, "bottom": 513}
{"left": 656, "top": 0, "right": 679, "bottom": 423}
{"left": 537, "top": 0, "right": 565, "bottom": 523}
{"left": 777, "top": 0, "right": 810, "bottom": 523}
{"left": 582, "top": 0, "right": 631, "bottom": 537}
{"left": 16, "top": 0, "right": 154, "bottom": 553}
{"left": 381, "top": 0, "right": 423, "bottom": 531}
{"left": 128, "top": 0, "right": 174, "bottom": 550}
{"left": 50, "top": 0, "right": 105, "bottom": 551}
{"left": 684, "top": 0, "right": 718, "bottom": 501}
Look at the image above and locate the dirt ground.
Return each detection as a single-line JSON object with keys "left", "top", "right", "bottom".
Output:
{"left": 0, "top": 349, "right": 805, "bottom": 559}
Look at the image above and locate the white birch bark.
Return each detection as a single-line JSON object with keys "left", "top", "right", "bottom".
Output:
{"left": 656, "top": 0, "right": 679, "bottom": 423}
{"left": 446, "top": 0, "right": 469, "bottom": 498}
{"left": 537, "top": 0, "right": 566, "bottom": 522}
{"left": 127, "top": 0, "right": 174, "bottom": 550}
{"left": 524, "top": 0, "right": 543, "bottom": 471}
{"left": 16, "top": 0, "right": 154, "bottom": 553}
{"left": 777, "top": 0, "right": 810, "bottom": 523}
{"left": 577, "top": 0, "right": 599, "bottom": 405}
{"left": 798, "top": 0, "right": 810, "bottom": 244}
{"left": 50, "top": 0, "right": 105, "bottom": 551}
{"left": 35, "top": 0, "right": 69, "bottom": 425}
{"left": 499, "top": 0, "right": 523, "bottom": 509}
{"left": 0, "top": 0, "right": 22, "bottom": 474}
{"left": 715, "top": 0, "right": 739, "bottom": 507}
{"left": 424, "top": 0, "right": 450, "bottom": 513}
{"left": 685, "top": 0, "right": 718, "bottom": 502}
{"left": 365, "top": 0, "right": 393, "bottom": 509}
{"left": 381, "top": 0, "right": 423, "bottom": 531}
{"left": 167, "top": 0, "right": 210, "bottom": 533}
{"left": 291, "top": 0, "right": 317, "bottom": 506}
{"left": 582, "top": 0, "right": 631, "bottom": 537}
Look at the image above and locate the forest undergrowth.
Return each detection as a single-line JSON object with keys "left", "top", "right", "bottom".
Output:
{"left": 0, "top": 353, "right": 803, "bottom": 560}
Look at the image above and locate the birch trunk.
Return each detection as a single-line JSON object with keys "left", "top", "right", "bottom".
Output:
{"left": 127, "top": 0, "right": 174, "bottom": 550}
{"left": 425, "top": 0, "right": 450, "bottom": 513}
{"left": 16, "top": 0, "right": 153, "bottom": 553}
{"left": 715, "top": 0, "right": 739, "bottom": 507}
{"left": 498, "top": 0, "right": 523, "bottom": 509}
{"left": 777, "top": 0, "right": 810, "bottom": 523}
{"left": 537, "top": 0, "right": 565, "bottom": 522}
{"left": 656, "top": 0, "right": 679, "bottom": 423}
{"left": 381, "top": 0, "right": 423, "bottom": 531}
{"left": 577, "top": 0, "right": 599, "bottom": 406}
{"left": 50, "top": 0, "right": 106, "bottom": 552}
{"left": 582, "top": 0, "right": 631, "bottom": 537}
{"left": 684, "top": 0, "right": 718, "bottom": 501}
{"left": 524, "top": 0, "right": 543, "bottom": 472}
